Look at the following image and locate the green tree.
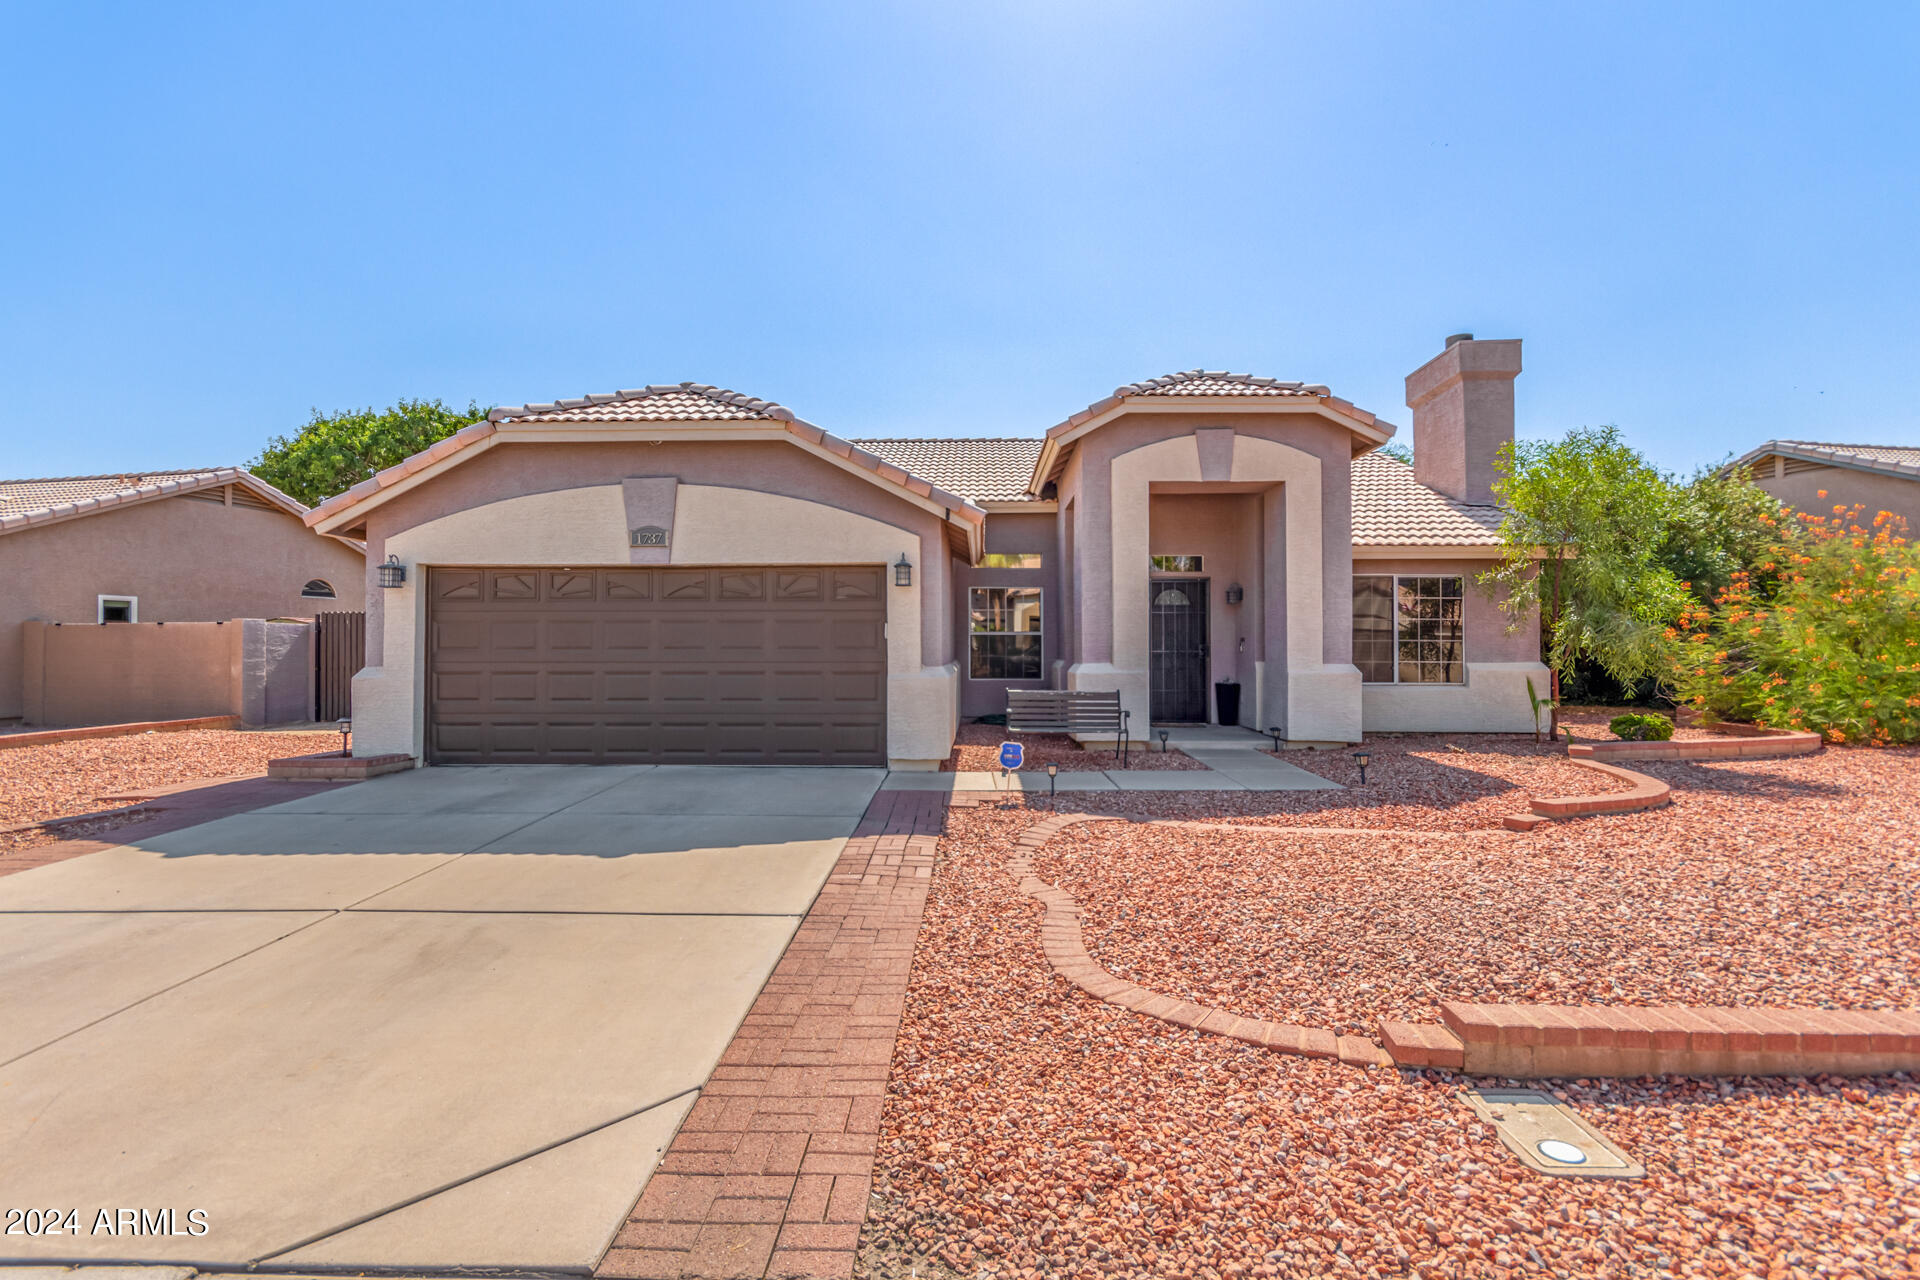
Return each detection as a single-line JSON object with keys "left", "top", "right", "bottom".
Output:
{"left": 251, "top": 399, "right": 488, "bottom": 507}
{"left": 1378, "top": 442, "right": 1413, "bottom": 465}
{"left": 1481, "top": 427, "right": 1692, "bottom": 693}
{"left": 1659, "top": 465, "right": 1784, "bottom": 605}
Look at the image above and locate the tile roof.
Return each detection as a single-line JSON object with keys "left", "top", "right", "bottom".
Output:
{"left": 1351, "top": 452, "right": 1505, "bottom": 547}
{"left": 851, "top": 438, "right": 1045, "bottom": 503}
{"left": 490, "top": 383, "right": 789, "bottom": 424}
{"left": 1047, "top": 370, "right": 1393, "bottom": 440}
{"left": 1729, "top": 439, "right": 1920, "bottom": 480}
{"left": 1118, "top": 371, "right": 1330, "bottom": 399}
{"left": 0, "top": 468, "right": 309, "bottom": 535}
{"left": 306, "top": 383, "right": 989, "bottom": 543}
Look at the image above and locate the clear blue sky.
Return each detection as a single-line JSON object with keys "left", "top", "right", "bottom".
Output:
{"left": 4, "top": 2, "right": 1915, "bottom": 483}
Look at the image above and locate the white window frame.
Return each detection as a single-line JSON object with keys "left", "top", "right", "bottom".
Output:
{"left": 967, "top": 586, "right": 1044, "bottom": 682}
{"left": 97, "top": 594, "right": 138, "bottom": 623}
{"left": 1353, "top": 574, "right": 1465, "bottom": 685}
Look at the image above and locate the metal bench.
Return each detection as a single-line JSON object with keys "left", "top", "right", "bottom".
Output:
{"left": 1005, "top": 689, "right": 1131, "bottom": 769}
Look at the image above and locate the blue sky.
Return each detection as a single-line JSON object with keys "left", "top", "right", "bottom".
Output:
{"left": 3, "top": 2, "right": 1915, "bottom": 483}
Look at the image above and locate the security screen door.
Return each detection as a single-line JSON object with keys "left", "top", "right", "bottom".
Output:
{"left": 1148, "top": 578, "right": 1209, "bottom": 722}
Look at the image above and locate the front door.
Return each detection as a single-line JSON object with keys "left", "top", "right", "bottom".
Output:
{"left": 1149, "top": 578, "right": 1209, "bottom": 722}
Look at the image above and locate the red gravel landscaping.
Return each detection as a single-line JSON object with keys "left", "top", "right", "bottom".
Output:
{"left": 0, "top": 728, "right": 336, "bottom": 845}
{"left": 860, "top": 747, "right": 1920, "bottom": 1279}
{"left": 944, "top": 721, "right": 1207, "bottom": 772}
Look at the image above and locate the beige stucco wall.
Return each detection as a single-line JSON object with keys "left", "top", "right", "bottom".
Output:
{"left": 952, "top": 510, "right": 1060, "bottom": 719}
{"left": 349, "top": 441, "right": 960, "bottom": 768}
{"left": 1350, "top": 556, "right": 1548, "bottom": 734}
{"left": 1755, "top": 464, "right": 1920, "bottom": 534}
{"left": 19, "top": 618, "right": 313, "bottom": 728}
{"left": 1053, "top": 414, "right": 1361, "bottom": 742}
{"left": 0, "top": 496, "right": 364, "bottom": 721}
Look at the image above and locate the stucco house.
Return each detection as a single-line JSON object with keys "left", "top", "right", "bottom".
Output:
{"left": 0, "top": 469, "right": 366, "bottom": 723}
{"left": 306, "top": 334, "right": 1547, "bottom": 768}
{"left": 1726, "top": 440, "right": 1920, "bottom": 532}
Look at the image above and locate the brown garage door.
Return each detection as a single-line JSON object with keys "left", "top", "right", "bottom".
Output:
{"left": 426, "top": 565, "right": 887, "bottom": 765}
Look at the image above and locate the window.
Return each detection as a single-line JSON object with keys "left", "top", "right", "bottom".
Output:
{"left": 301, "top": 579, "right": 337, "bottom": 599}
{"left": 969, "top": 587, "right": 1042, "bottom": 680}
{"left": 1150, "top": 555, "right": 1203, "bottom": 572}
{"left": 1352, "top": 575, "right": 1463, "bottom": 684}
{"left": 978, "top": 553, "right": 1043, "bottom": 569}
{"left": 97, "top": 595, "right": 137, "bottom": 623}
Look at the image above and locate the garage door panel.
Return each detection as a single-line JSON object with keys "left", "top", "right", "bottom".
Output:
{"left": 428, "top": 566, "right": 887, "bottom": 765}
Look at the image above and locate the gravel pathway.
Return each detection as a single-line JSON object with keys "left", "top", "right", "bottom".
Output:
{"left": 0, "top": 728, "right": 336, "bottom": 830}
{"left": 946, "top": 723, "right": 1206, "bottom": 772}
{"left": 861, "top": 750, "right": 1920, "bottom": 1279}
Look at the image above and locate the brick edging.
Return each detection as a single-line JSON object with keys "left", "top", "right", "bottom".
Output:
{"left": 1568, "top": 730, "right": 1823, "bottom": 762}
{"left": 1525, "top": 758, "right": 1672, "bottom": 820}
{"left": 1383, "top": 1002, "right": 1920, "bottom": 1078}
{"left": 0, "top": 714, "right": 242, "bottom": 750}
{"left": 1009, "top": 813, "right": 1392, "bottom": 1069}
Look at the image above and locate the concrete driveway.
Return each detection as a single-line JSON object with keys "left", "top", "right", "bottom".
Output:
{"left": 0, "top": 765, "right": 884, "bottom": 1272}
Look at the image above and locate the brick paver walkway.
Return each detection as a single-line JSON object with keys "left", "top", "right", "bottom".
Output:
{"left": 598, "top": 787, "right": 947, "bottom": 1280}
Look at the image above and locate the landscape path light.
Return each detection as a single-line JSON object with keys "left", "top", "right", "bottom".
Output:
{"left": 1351, "top": 747, "right": 1372, "bottom": 784}
{"left": 337, "top": 720, "right": 351, "bottom": 754}
{"left": 1046, "top": 761, "right": 1058, "bottom": 804}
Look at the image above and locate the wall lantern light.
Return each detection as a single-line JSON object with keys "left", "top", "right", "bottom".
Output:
{"left": 378, "top": 555, "right": 407, "bottom": 588}
{"left": 1351, "top": 748, "right": 1373, "bottom": 784}
{"left": 1224, "top": 583, "right": 1245, "bottom": 605}
{"left": 894, "top": 553, "right": 912, "bottom": 587}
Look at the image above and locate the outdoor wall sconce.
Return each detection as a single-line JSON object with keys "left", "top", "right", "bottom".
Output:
{"left": 378, "top": 555, "right": 407, "bottom": 588}
{"left": 894, "top": 553, "right": 912, "bottom": 587}
{"left": 1224, "top": 583, "right": 1244, "bottom": 605}
{"left": 1351, "top": 748, "right": 1372, "bottom": 784}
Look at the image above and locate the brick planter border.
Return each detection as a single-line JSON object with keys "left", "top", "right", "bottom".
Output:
{"left": 1383, "top": 1003, "right": 1920, "bottom": 1078}
{"left": 1009, "top": 812, "right": 1392, "bottom": 1069}
{"left": 267, "top": 750, "right": 416, "bottom": 781}
{"left": 1527, "top": 758, "right": 1672, "bottom": 819}
{"left": 1568, "top": 729, "right": 1823, "bottom": 762}
{"left": 0, "top": 714, "right": 241, "bottom": 750}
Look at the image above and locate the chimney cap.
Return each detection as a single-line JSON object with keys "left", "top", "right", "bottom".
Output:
{"left": 1444, "top": 332, "right": 1474, "bottom": 348}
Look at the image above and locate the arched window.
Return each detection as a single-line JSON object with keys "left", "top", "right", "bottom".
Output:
{"left": 301, "top": 579, "right": 337, "bottom": 599}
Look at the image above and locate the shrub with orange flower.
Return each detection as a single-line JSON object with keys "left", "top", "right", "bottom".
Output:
{"left": 1665, "top": 505, "right": 1920, "bottom": 743}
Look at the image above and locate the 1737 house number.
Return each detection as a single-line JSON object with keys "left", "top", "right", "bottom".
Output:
{"left": 5, "top": 1206, "right": 210, "bottom": 1236}
{"left": 630, "top": 526, "right": 669, "bottom": 547}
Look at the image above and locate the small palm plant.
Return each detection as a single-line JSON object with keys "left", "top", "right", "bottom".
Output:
{"left": 1525, "top": 676, "right": 1558, "bottom": 744}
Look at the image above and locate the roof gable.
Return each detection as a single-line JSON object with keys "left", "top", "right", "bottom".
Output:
{"left": 1032, "top": 370, "right": 1397, "bottom": 493}
{"left": 304, "top": 382, "right": 986, "bottom": 558}
{"left": 1727, "top": 439, "right": 1920, "bottom": 482}
{"left": 0, "top": 468, "right": 311, "bottom": 537}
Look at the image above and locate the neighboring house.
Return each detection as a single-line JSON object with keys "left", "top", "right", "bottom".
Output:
{"left": 0, "top": 469, "right": 367, "bottom": 722}
{"left": 1725, "top": 440, "right": 1920, "bottom": 532}
{"left": 305, "top": 334, "right": 1546, "bottom": 768}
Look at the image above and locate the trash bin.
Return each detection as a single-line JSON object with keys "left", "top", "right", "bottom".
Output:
{"left": 1214, "top": 680, "right": 1241, "bottom": 727}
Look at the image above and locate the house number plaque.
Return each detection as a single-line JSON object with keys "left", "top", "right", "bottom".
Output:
{"left": 630, "top": 526, "right": 669, "bottom": 548}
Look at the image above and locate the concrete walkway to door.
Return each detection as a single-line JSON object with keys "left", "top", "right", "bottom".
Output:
{"left": 0, "top": 764, "right": 883, "bottom": 1274}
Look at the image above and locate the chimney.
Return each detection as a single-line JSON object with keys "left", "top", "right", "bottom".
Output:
{"left": 1403, "top": 334, "right": 1522, "bottom": 506}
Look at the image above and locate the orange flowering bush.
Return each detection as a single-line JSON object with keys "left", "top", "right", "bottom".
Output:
{"left": 1666, "top": 504, "right": 1920, "bottom": 744}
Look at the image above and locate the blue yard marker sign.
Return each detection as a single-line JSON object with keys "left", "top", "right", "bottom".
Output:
{"left": 999, "top": 740, "right": 1025, "bottom": 770}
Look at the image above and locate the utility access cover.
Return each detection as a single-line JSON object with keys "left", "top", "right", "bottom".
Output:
{"left": 1462, "top": 1088, "right": 1645, "bottom": 1180}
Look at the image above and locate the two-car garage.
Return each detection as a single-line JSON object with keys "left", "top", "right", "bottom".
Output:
{"left": 426, "top": 564, "right": 889, "bottom": 765}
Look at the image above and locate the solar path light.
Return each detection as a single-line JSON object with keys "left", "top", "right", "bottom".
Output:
{"left": 1351, "top": 748, "right": 1372, "bottom": 784}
